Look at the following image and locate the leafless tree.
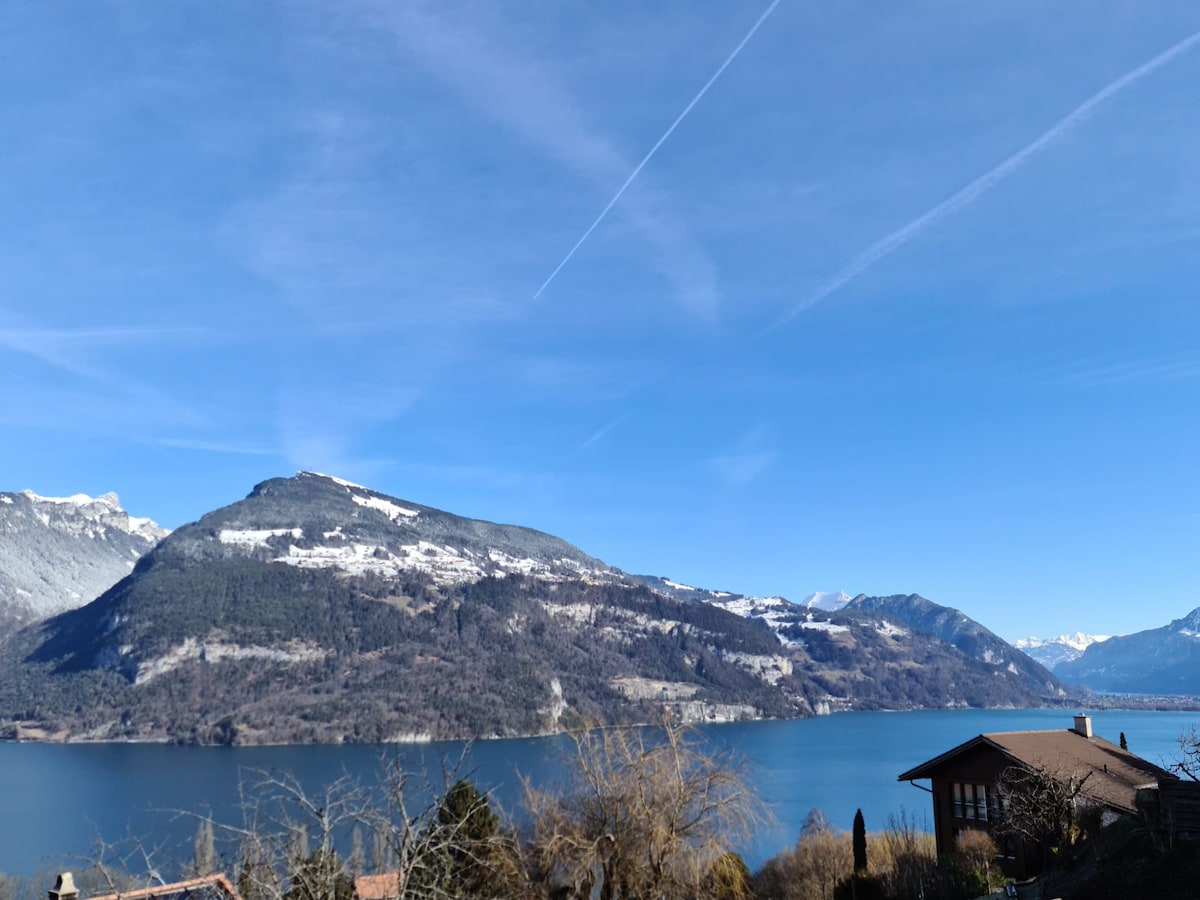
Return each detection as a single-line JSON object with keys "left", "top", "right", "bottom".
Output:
{"left": 993, "top": 764, "right": 1091, "bottom": 859}
{"left": 1172, "top": 725, "right": 1200, "bottom": 780}
{"left": 516, "top": 718, "right": 768, "bottom": 899}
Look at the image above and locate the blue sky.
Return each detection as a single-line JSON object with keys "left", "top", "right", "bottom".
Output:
{"left": 3, "top": 1, "right": 1198, "bottom": 642}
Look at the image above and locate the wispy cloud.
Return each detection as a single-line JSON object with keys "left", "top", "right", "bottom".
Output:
{"left": 707, "top": 426, "right": 776, "bottom": 486}
{"left": 0, "top": 322, "right": 198, "bottom": 381}
{"left": 777, "top": 26, "right": 1200, "bottom": 324}
{"left": 155, "top": 437, "right": 280, "bottom": 457}
{"left": 360, "top": 0, "right": 727, "bottom": 318}
{"left": 1038, "top": 356, "right": 1200, "bottom": 388}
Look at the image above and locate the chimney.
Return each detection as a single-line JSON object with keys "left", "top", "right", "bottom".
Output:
{"left": 1073, "top": 714, "right": 1093, "bottom": 738}
{"left": 49, "top": 873, "right": 78, "bottom": 900}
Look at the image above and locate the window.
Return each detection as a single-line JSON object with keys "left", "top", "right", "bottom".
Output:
{"left": 951, "top": 782, "right": 990, "bottom": 821}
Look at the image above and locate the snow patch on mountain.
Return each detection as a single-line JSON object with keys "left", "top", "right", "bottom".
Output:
{"left": 708, "top": 596, "right": 804, "bottom": 646}
{"left": 800, "top": 617, "right": 850, "bottom": 635}
{"left": 219, "top": 527, "right": 303, "bottom": 548}
{"left": 351, "top": 493, "right": 419, "bottom": 521}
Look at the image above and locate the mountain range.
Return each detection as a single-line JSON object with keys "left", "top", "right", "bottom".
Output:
{"left": 0, "top": 489, "right": 167, "bottom": 630}
{"left": 1014, "top": 633, "right": 1112, "bottom": 671}
{"left": 1056, "top": 611, "right": 1200, "bottom": 694}
{"left": 0, "top": 472, "right": 1074, "bottom": 743}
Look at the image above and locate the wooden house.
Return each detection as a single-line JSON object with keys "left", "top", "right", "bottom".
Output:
{"left": 897, "top": 715, "right": 1175, "bottom": 878}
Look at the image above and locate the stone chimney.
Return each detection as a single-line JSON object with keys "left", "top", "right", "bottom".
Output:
{"left": 49, "top": 873, "right": 78, "bottom": 900}
{"left": 1073, "top": 714, "right": 1093, "bottom": 738}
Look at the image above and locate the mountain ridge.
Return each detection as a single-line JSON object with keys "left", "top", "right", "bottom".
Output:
{"left": 0, "top": 472, "right": 1073, "bottom": 744}
{"left": 1056, "top": 609, "right": 1200, "bottom": 694}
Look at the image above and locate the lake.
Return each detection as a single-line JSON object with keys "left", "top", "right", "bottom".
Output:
{"left": 2, "top": 708, "right": 1195, "bottom": 878}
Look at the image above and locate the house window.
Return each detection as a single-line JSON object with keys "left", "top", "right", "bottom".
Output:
{"left": 951, "top": 783, "right": 990, "bottom": 821}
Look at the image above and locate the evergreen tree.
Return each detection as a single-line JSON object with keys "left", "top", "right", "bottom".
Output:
{"left": 852, "top": 808, "right": 867, "bottom": 873}
{"left": 1120, "top": 731, "right": 1128, "bottom": 750}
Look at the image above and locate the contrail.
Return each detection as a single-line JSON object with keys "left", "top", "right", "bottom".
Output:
{"left": 533, "top": 0, "right": 782, "bottom": 300}
{"left": 778, "top": 27, "right": 1200, "bottom": 324}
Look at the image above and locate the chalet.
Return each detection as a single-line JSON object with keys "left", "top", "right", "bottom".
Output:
{"left": 897, "top": 715, "right": 1176, "bottom": 878}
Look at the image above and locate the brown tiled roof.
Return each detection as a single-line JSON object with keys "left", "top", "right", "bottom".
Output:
{"left": 87, "top": 874, "right": 240, "bottom": 900}
{"left": 898, "top": 728, "right": 1176, "bottom": 814}
{"left": 353, "top": 873, "right": 400, "bottom": 900}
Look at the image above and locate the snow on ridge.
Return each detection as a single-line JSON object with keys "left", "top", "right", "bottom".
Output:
{"left": 301, "top": 471, "right": 369, "bottom": 491}
{"left": 352, "top": 493, "right": 419, "bottom": 521}
{"left": 219, "top": 527, "right": 302, "bottom": 548}
{"left": 19, "top": 489, "right": 119, "bottom": 508}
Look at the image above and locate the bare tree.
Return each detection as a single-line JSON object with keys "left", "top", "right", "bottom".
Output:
{"left": 994, "top": 764, "right": 1091, "bottom": 861}
{"left": 517, "top": 718, "right": 767, "bottom": 899}
{"left": 1172, "top": 725, "right": 1200, "bottom": 779}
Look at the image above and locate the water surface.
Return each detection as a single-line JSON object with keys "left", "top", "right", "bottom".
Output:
{"left": 2, "top": 708, "right": 1193, "bottom": 877}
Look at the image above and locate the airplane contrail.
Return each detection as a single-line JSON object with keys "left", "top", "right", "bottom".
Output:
{"left": 778, "top": 26, "right": 1200, "bottom": 324}
{"left": 533, "top": 0, "right": 782, "bottom": 301}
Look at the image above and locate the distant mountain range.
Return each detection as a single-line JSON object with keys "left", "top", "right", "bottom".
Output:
{"left": 0, "top": 472, "right": 1071, "bottom": 744}
{"left": 0, "top": 489, "right": 167, "bottom": 630}
{"left": 1015, "top": 633, "right": 1112, "bottom": 670}
{"left": 1056, "top": 611, "right": 1200, "bottom": 694}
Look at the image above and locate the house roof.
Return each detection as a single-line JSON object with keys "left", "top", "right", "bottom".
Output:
{"left": 353, "top": 873, "right": 400, "bottom": 900}
{"left": 897, "top": 727, "right": 1176, "bottom": 814}
{"left": 87, "top": 874, "right": 240, "bottom": 900}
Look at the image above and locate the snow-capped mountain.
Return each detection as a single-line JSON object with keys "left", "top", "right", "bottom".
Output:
{"left": 0, "top": 488, "right": 168, "bottom": 627}
{"left": 801, "top": 591, "right": 853, "bottom": 611}
{"left": 1056, "top": 610, "right": 1200, "bottom": 694}
{"left": 0, "top": 471, "right": 1073, "bottom": 744}
{"left": 1014, "top": 633, "right": 1112, "bottom": 671}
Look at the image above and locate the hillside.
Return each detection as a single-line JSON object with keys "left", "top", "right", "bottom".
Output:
{"left": 0, "top": 473, "right": 1072, "bottom": 744}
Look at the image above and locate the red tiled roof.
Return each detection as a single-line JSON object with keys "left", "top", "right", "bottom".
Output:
{"left": 353, "top": 873, "right": 399, "bottom": 900}
{"left": 87, "top": 874, "right": 240, "bottom": 900}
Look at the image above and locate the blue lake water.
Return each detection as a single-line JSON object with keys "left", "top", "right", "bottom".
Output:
{"left": 2, "top": 708, "right": 1195, "bottom": 878}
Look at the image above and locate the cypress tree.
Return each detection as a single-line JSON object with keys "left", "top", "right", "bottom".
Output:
{"left": 1120, "top": 731, "right": 1128, "bottom": 750}
{"left": 852, "top": 808, "right": 867, "bottom": 873}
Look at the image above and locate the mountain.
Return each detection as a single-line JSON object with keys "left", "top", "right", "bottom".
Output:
{"left": 0, "top": 473, "right": 1072, "bottom": 744}
{"left": 0, "top": 489, "right": 167, "bottom": 630}
{"left": 839, "top": 593, "right": 1062, "bottom": 690}
{"left": 1014, "top": 633, "right": 1111, "bottom": 671}
{"left": 1056, "top": 610, "right": 1200, "bottom": 694}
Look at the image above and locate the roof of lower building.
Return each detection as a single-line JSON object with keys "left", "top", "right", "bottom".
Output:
{"left": 86, "top": 874, "right": 240, "bottom": 900}
{"left": 353, "top": 873, "right": 400, "bottom": 900}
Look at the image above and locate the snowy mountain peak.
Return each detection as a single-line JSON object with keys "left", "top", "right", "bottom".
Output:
{"left": 801, "top": 591, "right": 853, "bottom": 611}
{"left": 1014, "top": 632, "right": 1112, "bottom": 670}
{"left": 0, "top": 488, "right": 168, "bottom": 624}
{"left": 1170, "top": 608, "right": 1200, "bottom": 634}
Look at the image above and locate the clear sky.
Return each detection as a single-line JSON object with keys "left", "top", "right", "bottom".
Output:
{"left": 3, "top": 1, "right": 1198, "bottom": 643}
